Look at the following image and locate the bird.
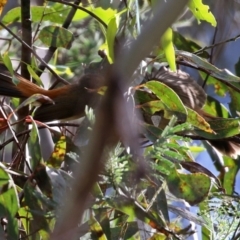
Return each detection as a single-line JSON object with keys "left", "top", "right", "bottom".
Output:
{"left": 0, "top": 64, "right": 104, "bottom": 122}
{"left": 147, "top": 67, "right": 240, "bottom": 159}
{"left": 0, "top": 64, "right": 239, "bottom": 158}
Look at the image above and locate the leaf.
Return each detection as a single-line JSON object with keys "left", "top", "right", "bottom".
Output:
{"left": 47, "top": 136, "right": 67, "bottom": 168}
{"left": 145, "top": 81, "right": 187, "bottom": 118}
{"left": 2, "top": 5, "right": 71, "bottom": 25}
{"left": 1, "top": 52, "right": 13, "bottom": 75}
{"left": 195, "top": 118, "right": 240, "bottom": 139}
{"left": 144, "top": 123, "right": 163, "bottom": 142}
{"left": 106, "top": 17, "right": 117, "bottom": 63}
{"left": 18, "top": 207, "right": 33, "bottom": 236}
{"left": 28, "top": 118, "right": 42, "bottom": 171}
{"left": 199, "top": 72, "right": 228, "bottom": 97}
{"left": 188, "top": 0, "right": 217, "bottom": 27}
{"left": 229, "top": 87, "right": 240, "bottom": 114}
{"left": 199, "top": 71, "right": 228, "bottom": 97}
{"left": 49, "top": 64, "right": 74, "bottom": 77}
{"left": 203, "top": 96, "right": 229, "bottom": 118}
{"left": 186, "top": 107, "right": 213, "bottom": 133}
{"left": 24, "top": 181, "right": 50, "bottom": 238}
{"left": 140, "top": 100, "right": 166, "bottom": 114}
{"left": 38, "top": 26, "right": 74, "bottom": 49}
{"left": 222, "top": 156, "right": 238, "bottom": 195}
{"left": 33, "top": 163, "right": 53, "bottom": 198}
{"left": 161, "top": 28, "right": 176, "bottom": 71}
{"left": 107, "top": 197, "right": 168, "bottom": 233}
{"left": 0, "top": 165, "right": 19, "bottom": 239}
{"left": 73, "top": 7, "right": 117, "bottom": 25}
{"left": 177, "top": 50, "right": 240, "bottom": 82}
{"left": 180, "top": 161, "right": 222, "bottom": 189}
{"left": 173, "top": 31, "right": 209, "bottom": 58}
{"left": 27, "top": 65, "right": 44, "bottom": 87}
{"left": 15, "top": 94, "right": 54, "bottom": 112}
{"left": 167, "top": 168, "right": 212, "bottom": 205}
{"left": 89, "top": 214, "right": 108, "bottom": 240}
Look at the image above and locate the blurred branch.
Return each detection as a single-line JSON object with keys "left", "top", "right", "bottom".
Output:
{"left": 50, "top": 1, "right": 188, "bottom": 239}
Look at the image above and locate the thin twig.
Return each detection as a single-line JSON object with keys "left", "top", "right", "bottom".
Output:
{"left": 202, "top": 26, "right": 218, "bottom": 88}
{"left": 194, "top": 33, "right": 240, "bottom": 55}
{"left": 49, "top": 0, "right": 107, "bottom": 29}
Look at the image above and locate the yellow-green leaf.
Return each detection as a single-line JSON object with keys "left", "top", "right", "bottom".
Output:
{"left": 186, "top": 107, "right": 213, "bottom": 133}
{"left": 47, "top": 136, "right": 67, "bottom": 168}
{"left": 161, "top": 28, "right": 176, "bottom": 71}
{"left": 188, "top": 0, "right": 217, "bottom": 27}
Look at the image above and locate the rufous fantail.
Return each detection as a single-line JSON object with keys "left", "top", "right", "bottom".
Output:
{"left": 0, "top": 64, "right": 239, "bottom": 158}
{"left": 0, "top": 64, "right": 104, "bottom": 122}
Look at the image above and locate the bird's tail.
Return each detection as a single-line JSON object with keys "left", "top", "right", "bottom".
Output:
{"left": 0, "top": 64, "right": 45, "bottom": 98}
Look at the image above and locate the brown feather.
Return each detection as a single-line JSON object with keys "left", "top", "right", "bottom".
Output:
{"left": 152, "top": 67, "right": 240, "bottom": 159}
{"left": 0, "top": 64, "right": 104, "bottom": 122}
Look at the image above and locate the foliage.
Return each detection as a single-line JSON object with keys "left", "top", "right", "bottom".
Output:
{"left": 0, "top": 0, "right": 239, "bottom": 240}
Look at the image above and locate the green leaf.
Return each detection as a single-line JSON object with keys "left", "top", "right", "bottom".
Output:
{"left": 144, "top": 123, "right": 163, "bottom": 142}
{"left": 106, "top": 17, "right": 117, "bottom": 63}
{"left": 229, "top": 87, "right": 240, "bottom": 114}
{"left": 33, "top": 163, "right": 53, "bottom": 198}
{"left": 1, "top": 53, "right": 13, "bottom": 75}
{"left": 15, "top": 94, "right": 54, "bottom": 112}
{"left": 24, "top": 181, "right": 50, "bottom": 238}
{"left": 222, "top": 156, "right": 238, "bottom": 194}
{"left": 188, "top": 0, "right": 217, "bottom": 27}
{"left": 49, "top": 65, "right": 74, "bottom": 77}
{"left": 186, "top": 107, "right": 213, "bottom": 133}
{"left": 28, "top": 118, "right": 42, "bottom": 171}
{"left": 73, "top": 7, "right": 117, "bottom": 25}
{"left": 18, "top": 207, "right": 32, "bottom": 236}
{"left": 145, "top": 81, "right": 187, "bottom": 118}
{"left": 161, "top": 28, "right": 176, "bottom": 71}
{"left": 107, "top": 197, "right": 167, "bottom": 230}
{"left": 173, "top": 31, "right": 209, "bottom": 58}
{"left": 195, "top": 118, "right": 240, "bottom": 139}
{"left": 203, "top": 96, "right": 229, "bottom": 118}
{"left": 177, "top": 50, "right": 240, "bottom": 82}
{"left": 2, "top": 5, "right": 71, "bottom": 25}
{"left": 27, "top": 64, "right": 44, "bottom": 87}
{"left": 141, "top": 100, "right": 165, "bottom": 114}
{"left": 38, "top": 26, "right": 74, "bottom": 49}
{"left": 167, "top": 168, "right": 211, "bottom": 205}
{"left": 89, "top": 214, "right": 108, "bottom": 240}
{"left": 0, "top": 166, "right": 19, "bottom": 239}
{"left": 199, "top": 72, "right": 228, "bottom": 97}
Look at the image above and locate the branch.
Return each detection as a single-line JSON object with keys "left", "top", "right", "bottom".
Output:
{"left": 50, "top": 1, "right": 189, "bottom": 239}
{"left": 20, "top": 0, "right": 32, "bottom": 78}
{"left": 194, "top": 33, "right": 240, "bottom": 55}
